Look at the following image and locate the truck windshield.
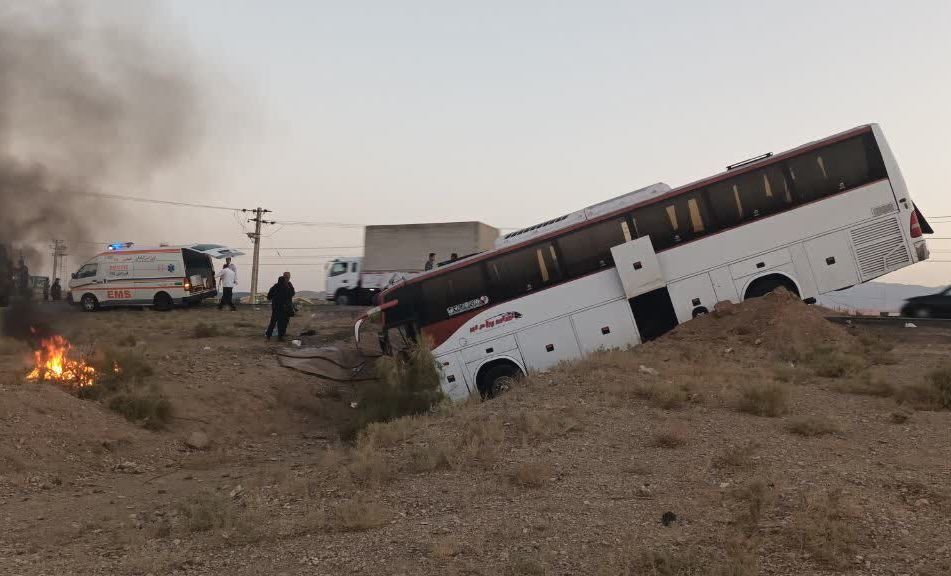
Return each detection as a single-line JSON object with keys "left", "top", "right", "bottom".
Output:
{"left": 330, "top": 262, "right": 348, "bottom": 276}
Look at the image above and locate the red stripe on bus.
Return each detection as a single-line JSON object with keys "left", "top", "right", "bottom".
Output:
{"left": 421, "top": 309, "right": 482, "bottom": 349}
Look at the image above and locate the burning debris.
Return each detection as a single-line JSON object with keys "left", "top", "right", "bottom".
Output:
{"left": 26, "top": 334, "right": 97, "bottom": 388}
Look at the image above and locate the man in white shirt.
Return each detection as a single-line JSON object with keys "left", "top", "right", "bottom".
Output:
{"left": 225, "top": 257, "right": 238, "bottom": 283}
{"left": 217, "top": 264, "right": 237, "bottom": 311}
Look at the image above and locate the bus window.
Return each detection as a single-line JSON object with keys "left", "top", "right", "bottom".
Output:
{"left": 383, "top": 284, "right": 419, "bottom": 327}
{"left": 788, "top": 136, "right": 875, "bottom": 202}
{"left": 632, "top": 192, "right": 711, "bottom": 250}
{"left": 419, "top": 265, "right": 487, "bottom": 323}
{"left": 715, "top": 165, "right": 793, "bottom": 222}
{"left": 556, "top": 218, "right": 629, "bottom": 278}
{"left": 486, "top": 242, "right": 561, "bottom": 301}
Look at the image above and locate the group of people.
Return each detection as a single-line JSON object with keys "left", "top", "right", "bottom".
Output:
{"left": 215, "top": 257, "right": 296, "bottom": 341}
{"left": 423, "top": 251, "right": 459, "bottom": 271}
{"left": 6, "top": 257, "right": 61, "bottom": 301}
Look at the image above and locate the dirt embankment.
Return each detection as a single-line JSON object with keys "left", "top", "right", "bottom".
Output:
{"left": 1, "top": 296, "right": 950, "bottom": 575}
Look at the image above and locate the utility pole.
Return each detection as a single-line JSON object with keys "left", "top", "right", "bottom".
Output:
{"left": 242, "top": 208, "right": 274, "bottom": 306}
{"left": 49, "top": 240, "right": 68, "bottom": 298}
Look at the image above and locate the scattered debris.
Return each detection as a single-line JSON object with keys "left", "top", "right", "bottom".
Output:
{"left": 661, "top": 511, "right": 678, "bottom": 526}
{"left": 904, "top": 322, "right": 917, "bottom": 328}
{"left": 638, "top": 365, "right": 659, "bottom": 376}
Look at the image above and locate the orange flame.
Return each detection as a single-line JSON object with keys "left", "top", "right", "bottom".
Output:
{"left": 26, "top": 335, "right": 97, "bottom": 388}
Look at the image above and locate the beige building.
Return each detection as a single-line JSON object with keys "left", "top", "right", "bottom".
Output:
{"left": 363, "top": 222, "right": 498, "bottom": 273}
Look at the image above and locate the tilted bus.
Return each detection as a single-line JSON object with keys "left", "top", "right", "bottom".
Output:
{"left": 366, "top": 124, "right": 934, "bottom": 400}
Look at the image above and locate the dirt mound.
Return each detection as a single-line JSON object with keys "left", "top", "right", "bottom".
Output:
{"left": 665, "top": 289, "right": 859, "bottom": 361}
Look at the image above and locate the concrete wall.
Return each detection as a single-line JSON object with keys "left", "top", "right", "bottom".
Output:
{"left": 363, "top": 222, "right": 499, "bottom": 272}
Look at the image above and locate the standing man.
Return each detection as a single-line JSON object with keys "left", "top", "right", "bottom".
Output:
{"left": 265, "top": 272, "right": 296, "bottom": 341}
{"left": 424, "top": 253, "right": 436, "bottom": 271}
{"left": 217, "top": 262, "right": 237, "bottom": 311}
{"left": 225, "top": 257, "right": 238, "bottom": 284}
{"left": 15, "top": 258, "right": 30, "bottom": 300}
{"left": 50, "top": 278, "right": 62, "bottom": 301}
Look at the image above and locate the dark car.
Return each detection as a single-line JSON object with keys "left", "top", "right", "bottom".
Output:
{"left": 901, "top": 286, "right": 951, "bottom": 318}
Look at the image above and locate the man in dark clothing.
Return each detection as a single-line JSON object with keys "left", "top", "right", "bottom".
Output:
{"left": 15, "top": 259, "right": 30, "bottom": 299}
{"left": 424, "top": 253, "right": 436, "bottom": 271}
{"left": 265, "top": 273, "right": 295, "bottom": 341}
{"left": 50, "top": 278, "right": 62, "bottom": 301}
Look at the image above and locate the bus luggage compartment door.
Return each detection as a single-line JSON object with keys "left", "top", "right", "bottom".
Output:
{"left": 610, "top": 236, "right": 665, "bottom": 299}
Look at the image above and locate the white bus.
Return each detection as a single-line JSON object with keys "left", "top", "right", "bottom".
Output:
{"left": 369, "top": 124, "right": 933, "bottom": 400}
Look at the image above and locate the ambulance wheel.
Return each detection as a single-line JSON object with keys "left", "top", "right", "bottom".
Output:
{"left": 153, "top": 292, "right": 173, "bottom": 312}
{"left": 80, "top": 294, "right": 99, "bottom": 312}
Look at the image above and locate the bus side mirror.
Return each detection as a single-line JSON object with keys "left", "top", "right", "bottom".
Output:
{"left": 71, "top": 273, "right": 77, "bottom": 279}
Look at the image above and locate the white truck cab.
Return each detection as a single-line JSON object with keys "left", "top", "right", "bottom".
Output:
{"left": 326, "top": 257, "right": 363, "bottom": 305}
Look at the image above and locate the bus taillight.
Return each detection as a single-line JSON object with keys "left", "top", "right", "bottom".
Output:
{"left": 910, "top": 210, "right": 923, "bottom": 238}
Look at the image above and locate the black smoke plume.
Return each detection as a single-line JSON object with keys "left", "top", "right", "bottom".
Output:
{"left": 0, "top": 1, "right": 198, "bottom": 340}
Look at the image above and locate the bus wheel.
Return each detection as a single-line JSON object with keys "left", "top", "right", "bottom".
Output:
{"left": 479, "top": 363, "right": 522, "bottom": 400}
{"left": 80, "top": 294, "right": 99, "bottom": 312}
{"left": 744, "top": 275, "right": 800, "bottom": 300}
{"left": 153, "top": 292, "right": 173, "bottom": 312}
{"left": 335, "top": 290, "right": 350, "bottom": 306}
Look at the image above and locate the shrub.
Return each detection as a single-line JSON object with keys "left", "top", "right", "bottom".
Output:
{"left": 79, "top": 348, "right": 170, "bottom": 429}
{"left": 408, "top": 441, "right": 454, "bottom": 473}
{"left": 732, "top": 478, "right": 774, "bottom": 534}
{"left": 789, "top": 489, "right": 863, "bottom": 569}
{"left": 653, "top": 427, "right": 688, "bottom": 448}
{"left": 193, "top": 322, "right": 219, "bottom": 338}
{"left": 177, "top": 492, "right": 235, "bottom": 533}
{"left": 511, "top": 462, "right": 552, "bottom": 488}
{"left": 713, "top": 442, "right": 759, "bottom": 470}
{"left": 836, "top": 373, "right": 895, "bottom": 398}
{"left": 927, "top": 365, "right": 951, "bottom": 409}
{"left": 326, "top": 499, "right": 388, "bottom": 532}
{"left": 354, "top": 340, "right": 443, "bottom": 433}
{"left": 736, "top": 383, "right": 788, "bottom": 417}
{"left": 808, "top": 348, "right": 867, "bottom": 378}
{"left": 786, "top": 415, "right": 838, "bottom": 437}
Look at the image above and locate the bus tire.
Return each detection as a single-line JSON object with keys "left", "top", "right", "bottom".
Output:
{"left": 744, "top": 274, "right": 800, "bottom": 300}
{"left": 335, "top": 290, "right": 350, "bottom": 306}
{"left": 478, "top": 362, "right": 523, "bottom": 400}
{"left": 80, "top": 294, "right": 99, "bottom": 312}
{"left": 153, "top": 292, "right": 174, "bottom": 312}
{"left": 912, "top": 307, "right": 931, "bottom": 318}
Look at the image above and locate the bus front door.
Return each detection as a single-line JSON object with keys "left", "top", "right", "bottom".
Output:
{"left": 610, "top": 237, "right": 679, "bottom": 341}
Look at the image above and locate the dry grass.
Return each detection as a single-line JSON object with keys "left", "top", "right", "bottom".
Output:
{"left": 193, "top": 322, "right": 220, "bottom": 338}
{"left": 785, "top": 415, "right": 839, "bottom": 437}
{"left": 713, "top": 441, "right": 759, "bottom": 470}
{"left": 731, "top": 479, "right": 775, "bottom": 534}
{"left": 772, "top": 363, "right": 810, "bottom": 385}
{"left": 511, "top": 461, "right": 552, "bottom": 488}
{"left": 177, "top": 492, "right": 237, "bottom": 534}
{"left": 428, "top": 537, "right": 462, "bottom": 560}
{"left": 836, "top": 373, "right": 895, "bottom": 397}
{"left": 514, "top": 407, "right": 581, "bottom": 444}
{"left": 789, "top": 488, "right": 863, "bottom": 570}
{"left": 507, "top": 555, "right": 546, "bottom": 576}
{"left": 347, "top": 446, "right": 393, "bottom": 485}
{"left": 76, "top": 347, "right": 171, "bottom": 429}
{"left": 736, "top": 383, "right": 788, "bottom": 417}
{"left": 652, "top": 426, "right": 688, "bottom": 448}
{"left": 325, "top": 499, "right": 388, "bottom": 532}
{"left": 807, "top": 347, "right": 868, "bottom": 378}
{"left": 889, "top": 409, "right": 913, "bottom": 424}
{"left": 407, "top": 441, "right": 454, "bottom": 473}
{"left": 358, "top": 416, "right": 424, "bottom": 450}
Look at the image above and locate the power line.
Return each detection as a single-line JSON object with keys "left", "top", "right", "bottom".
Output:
{"left": 79, "top": 191, "right": 242, "bottom": 212}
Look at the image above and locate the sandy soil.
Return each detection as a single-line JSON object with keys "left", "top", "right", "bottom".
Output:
{"left": 0, "top": 295, "right": 949, "bottom": 576}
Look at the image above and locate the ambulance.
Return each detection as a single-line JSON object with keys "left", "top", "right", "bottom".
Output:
{"left": 67, "top": 243, "right": 243, "bottom": 311}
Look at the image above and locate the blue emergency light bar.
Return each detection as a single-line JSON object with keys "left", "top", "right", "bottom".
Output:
{"left": 107, "top": 242, "right": 134, "bottom": 251}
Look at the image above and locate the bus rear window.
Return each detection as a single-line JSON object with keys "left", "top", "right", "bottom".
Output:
{"left": 787, "top": 135, "right": 880, "bottom": 202}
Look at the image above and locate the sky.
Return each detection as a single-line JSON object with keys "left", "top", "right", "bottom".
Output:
{"left": 50, "top": 0, "right": 951, "bottom": 290}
